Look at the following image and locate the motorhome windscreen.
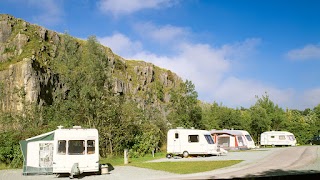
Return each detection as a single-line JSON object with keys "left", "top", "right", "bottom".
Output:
{"left": 204, "top": 135, "right": 214, "bottom": 144}
{"left": 245, "top": 135, "right": 253, "bottom": 141}
{"left": 68, "top": 140, "right": 85, "bottom": 155}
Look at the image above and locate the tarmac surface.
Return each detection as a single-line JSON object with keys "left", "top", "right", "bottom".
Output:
{"left": 0, "top": 146, "right": 319, "bottom": 180}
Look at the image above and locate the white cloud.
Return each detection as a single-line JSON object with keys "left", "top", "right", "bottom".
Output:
{"left": 98, "top": 33, "right": 143, "bottom": 57}
{"left": 97, "top": 29, "right": 315, "bottom": 110}
{"left": 103, "top": 33, "right": 263, "bottom": 108}
{"left": 301, "top": 88, "right": 320, "bottom": 108}
{"left": 287, "top": 44, "right": 320, "bottom": 60}
{"left": 26, "top": 0, "right": 64, "bottom": 26}
{"left": 134, "top": 22, "right": 189, "bottom": 43}
{"left": 127, "top": 42, "right": 231, "bottom": 97}
{"left": 212, "top": 77, "right": 295, "bottom": 109}
{"left": 98, "top": 0, "right": 177, "bottom": 16}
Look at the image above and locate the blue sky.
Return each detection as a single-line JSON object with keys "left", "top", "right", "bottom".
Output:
{"left": 1, "top": 0, "right": 320, "bottom": 110}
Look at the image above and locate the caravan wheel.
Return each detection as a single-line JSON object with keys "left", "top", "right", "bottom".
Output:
{"left": 182, "top": 151, "right": 189, "bottom": 158}
{"left": 166, "top": 154, "right": 172, "bottom": 159}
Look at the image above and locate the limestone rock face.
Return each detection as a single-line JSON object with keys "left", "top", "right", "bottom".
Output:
{"left": 0, "top": 14, "right": 183, "bottom": 114}
{"left": 0, "top": 58, "right": 57, "bottom": 112}
{"left": 0, "top": 14, "right": 12, "bottom": 43}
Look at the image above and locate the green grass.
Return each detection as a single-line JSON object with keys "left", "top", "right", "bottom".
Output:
{"left": 131, "top": 160, "right": 242, "bottom": 174}
{"left": 100, "top": 152, "right": 167, "bottom": 166}
{"left": 100, "top": 152, "right": 242, "bottom": 174}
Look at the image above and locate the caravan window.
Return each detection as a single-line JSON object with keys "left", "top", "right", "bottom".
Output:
{"left": 188, "top": 135, "right": 199, "bottom": 142}
{"left": 175, "top": 133, "right": 179, "bottom": 139}
{"left": 87, "top": 140, "right": 95, "bottom": 154}
{"left": 204, "top": 135, "right": 214, "bottom": 144}
{"left": 68, "top": 140, "right": 85, "bottom": 155}
{"left": 288, "top": 135, "right": 295, "bottom": 141}
{"left": 245, "top": 135, "right": 253, "bottom": 141}
{"left": 279, "top": 135, "right": 285, "bottom": 140}
{"left": 237, "top": 136, "right": 244, "bottom": 146}
{"left": 57, "top": 140, "right": 66, "bottom": 155}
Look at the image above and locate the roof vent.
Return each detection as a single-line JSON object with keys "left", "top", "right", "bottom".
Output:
{"left": 57, "top": 125, "right": 63, "bottom": 129}
{"left": 73, "top": 126, "right": 81, "bottom": 129}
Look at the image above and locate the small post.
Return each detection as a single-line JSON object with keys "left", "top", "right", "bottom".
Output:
{"left": 124, "top": 149, "right": 128, "bottom": 164}
{"left": 152, "top": 149, "right": 155, "bottom": 158}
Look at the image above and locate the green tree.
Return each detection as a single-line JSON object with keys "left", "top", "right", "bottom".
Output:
{"left": 249, "top": 105, "right": 269, "bottom": 143}
{"left": 254, "top": 93, "right": 285, "bottom": 131}
{"left": 167, "top": 80, "right": 203, "bottom": 129}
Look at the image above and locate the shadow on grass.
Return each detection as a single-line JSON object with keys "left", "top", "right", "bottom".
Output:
{"left": 209, "top": 169, "right": 320, "bottom": 180}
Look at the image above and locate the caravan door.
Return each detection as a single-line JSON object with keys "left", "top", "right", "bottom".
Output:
{"left": 173, "top": 131, "right": 181, "bottom": 153}
{"left": 39, "top": 143, "right": 54, "bottom": 170}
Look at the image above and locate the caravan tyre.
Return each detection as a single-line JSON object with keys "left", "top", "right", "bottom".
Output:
{"left": 166, "top": 154, "right": 172, "bottom": 159}
{"left": 183, "top": 151, "right": 189, "bottom": 158}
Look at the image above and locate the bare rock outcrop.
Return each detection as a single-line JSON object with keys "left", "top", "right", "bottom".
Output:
{"left": 0, "top": 14, "right": 183, "bottom": 114}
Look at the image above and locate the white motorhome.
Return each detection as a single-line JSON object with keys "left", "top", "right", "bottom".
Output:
{"left": 260, "top": 131, "right": 297, "bottom": 147}
{"left": 211, "top": 129, "right": 256, "bottom": 150}
{"left": 166, "top": 128, "right": 227, "bottom": 158}
{"left": 20, "top": 126, "right": 99, "bottom": 178}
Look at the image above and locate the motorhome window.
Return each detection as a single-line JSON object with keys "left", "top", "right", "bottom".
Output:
{"left": 68, "top": 140, "right": 85, "bottom": 155}
{"left": 204, "top": 135, "right": 214, "bottom": 144}
{"left": 271, "top": 136, "right": 275, "bottom": 138}
{"left": 245, "top": 135, "right": 253, "bottom": 141}
{"left": 175, "top": 133, "right": 179, "bottom": 139}
{"left": 57, "top": 140, "right": 66, "bottom": 155}
{"left": 279, "top": 135, "right": 285, "bottom": 140}
{"left": 188, "top": 135, "right": 199, "bottom": 142}
{"left": 87, "top": 140, "right": 95, "bottom": 154}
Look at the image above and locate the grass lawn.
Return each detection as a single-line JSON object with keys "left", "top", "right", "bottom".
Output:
{"left": 100, "top": 152, "right": 167, "bottom": 166}
{"left": 100, "top": 152, "right": 242, "bottom": 174}
{"left": 131, "top": 160, "right": 242, "bottom": 174}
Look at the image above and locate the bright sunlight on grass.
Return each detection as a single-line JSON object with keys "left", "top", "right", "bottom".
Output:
{"left": 100, "top": 152, "right": 242, "bottom": 174}
{"left": 131, "top": 160, "right": 242, "bottom": 174}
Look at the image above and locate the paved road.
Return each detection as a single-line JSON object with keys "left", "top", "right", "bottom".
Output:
{"left": 1, "top": 146, "right": 319, "bottom": 180}
{"left": 184, "top": 145, "right": 320, "bottom": 179}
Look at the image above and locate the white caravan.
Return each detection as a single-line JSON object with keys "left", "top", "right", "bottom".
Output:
{"left": 211, "top": 129, "right": 256, "bottom": 150}
{"left": 166, "top": 128, "right": 227, "bottom": 158}
{"left": 260, "top": 131, "right": 297, "bottom": 147}
{"left": 20, "top": 126, "right": 99, "bottom": 178}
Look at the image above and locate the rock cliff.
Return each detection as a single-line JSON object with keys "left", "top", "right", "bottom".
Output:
{"left": 0, "top": 14, "right": 182, "bottom": 114}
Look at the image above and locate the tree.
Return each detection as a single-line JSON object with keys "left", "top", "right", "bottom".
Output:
{"left": 167, "top": 80, "right": 203, "bottom": 129}
{"left": 249, "top": 105, "right": 269, "bottom": 143}
{"left": 254, "top": 93, "right": 285, "bottom": 131}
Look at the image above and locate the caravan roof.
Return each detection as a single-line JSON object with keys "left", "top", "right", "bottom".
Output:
{"left": 211, "top": 129, "right": 245, "bottom": 136}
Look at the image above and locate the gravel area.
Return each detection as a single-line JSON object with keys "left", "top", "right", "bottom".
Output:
{"left": 1, "top": 146, "right": 319, "bottom": 180}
